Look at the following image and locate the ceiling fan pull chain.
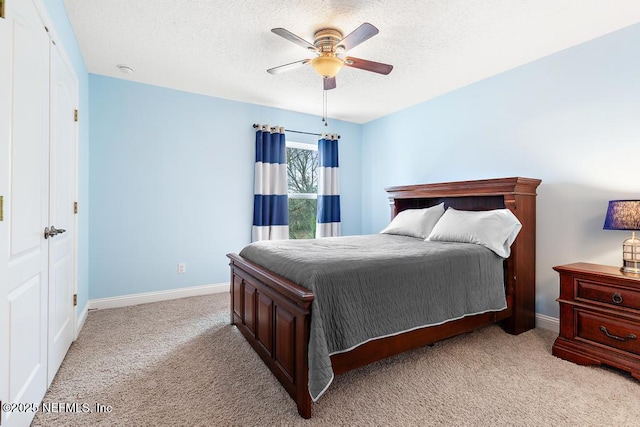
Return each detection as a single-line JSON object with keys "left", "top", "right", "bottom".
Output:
{"left": 322, "top": 88, "right": 325, "bottom": 124}
{"left": 323, "top": 89, "right": 328, "bottom": 126}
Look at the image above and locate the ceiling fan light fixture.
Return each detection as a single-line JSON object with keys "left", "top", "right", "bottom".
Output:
{"left": 311, "top": 55, "right": 344, "bottom": 78}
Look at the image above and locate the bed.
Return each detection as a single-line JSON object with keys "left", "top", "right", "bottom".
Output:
{"left": 227, "top": 177, "right": 541, "bottom": 418}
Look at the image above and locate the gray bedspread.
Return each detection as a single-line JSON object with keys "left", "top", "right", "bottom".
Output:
{"left": 239, "top": 234, "right": 506, "bottom": 401}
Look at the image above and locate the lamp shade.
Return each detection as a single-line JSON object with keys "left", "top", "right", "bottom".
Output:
{"left": 603, "top": 200, "right": 640, "bottom": 230}
{"left": 311, "top": 55, "right": 344, "bottom": 78}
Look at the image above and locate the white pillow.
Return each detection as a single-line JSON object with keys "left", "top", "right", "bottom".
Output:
{"left": 427, "top": 208, "right": 522, "bottom": 258}
{"left": 380, "top": 203, "right": 445, "bottom": 239}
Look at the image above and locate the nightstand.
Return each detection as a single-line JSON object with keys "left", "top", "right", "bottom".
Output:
{"left": 553, "top": 263, "right": 640, "bottom": 380}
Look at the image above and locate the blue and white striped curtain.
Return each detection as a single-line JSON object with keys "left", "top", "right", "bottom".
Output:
{"left": 252, "top": 125, "right": 289, "bottom": 242}
{"left": 316, "top": 134, "right": 341, "bottom": 238}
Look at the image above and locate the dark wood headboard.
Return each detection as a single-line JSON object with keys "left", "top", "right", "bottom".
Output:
{"left": 386, "top": 177, "right": 541, "bottom": 217}
{"left": 385, "top": 177, "right": 542, "bottom": 334}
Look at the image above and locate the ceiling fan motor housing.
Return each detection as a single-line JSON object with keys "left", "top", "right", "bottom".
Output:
{"left": 313, "top": 28, "right": 344, "bottom": 53}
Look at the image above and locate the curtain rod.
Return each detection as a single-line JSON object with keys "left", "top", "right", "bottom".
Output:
{"left": 252, "top": 124, "right": 340, "bottom": 139}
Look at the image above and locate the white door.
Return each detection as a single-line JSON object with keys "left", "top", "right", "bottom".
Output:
{"left": 0, "top": 0, "right": 51, "bottom": 426}
{"left": 47, "top": 41, "right": 78, "bottom": 385}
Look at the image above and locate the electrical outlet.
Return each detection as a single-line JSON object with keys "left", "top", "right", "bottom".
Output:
{"left": 177, "top": 262, "right": 186, "bottom": 274}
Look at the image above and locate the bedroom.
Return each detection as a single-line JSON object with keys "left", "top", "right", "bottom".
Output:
{"left": 1, "top": 0, "right": 640, "bottom": 425}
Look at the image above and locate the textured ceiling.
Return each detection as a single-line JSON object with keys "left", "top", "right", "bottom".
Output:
{"left": 63, "top": 0, "right": 640, "bottom": 124}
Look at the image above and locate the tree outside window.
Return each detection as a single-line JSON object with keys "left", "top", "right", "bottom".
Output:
{"left": 287, "top": 142, "right": 317, "bottom": 239}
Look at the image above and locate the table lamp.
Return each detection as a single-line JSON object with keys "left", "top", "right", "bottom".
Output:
{"left": 603, "top": 200, "right": 640, "bottom": 274}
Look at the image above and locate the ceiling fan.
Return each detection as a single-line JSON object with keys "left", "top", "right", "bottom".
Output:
{"left": 267, "top": 22, "right": 393, "bottom": 91}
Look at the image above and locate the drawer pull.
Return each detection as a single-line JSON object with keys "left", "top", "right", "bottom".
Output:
{"left": 612, "top": 293, "right": 623, "bottom": 304}
{"left": 599, "top": 326, "right": 637, "bottom": 342}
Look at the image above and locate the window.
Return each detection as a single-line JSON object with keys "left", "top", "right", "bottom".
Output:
{"left": 287, "top": 141, "right": 317, "bottom": 239}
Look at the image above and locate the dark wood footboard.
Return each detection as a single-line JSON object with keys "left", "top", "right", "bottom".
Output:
{"left": 228, "top": 253, "right": 314, "bottom": 418}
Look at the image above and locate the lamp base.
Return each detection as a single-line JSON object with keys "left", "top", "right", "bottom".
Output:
{"left": 621, "top": 233, "right": 640, "bottom": 275}
{"left": 621, "top": 257, "right": 640, "bottom": 274}
{"left": 621, "top": 264, "right": 640, "bottom": 275}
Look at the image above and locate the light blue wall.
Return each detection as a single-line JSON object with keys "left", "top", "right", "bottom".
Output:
{"left": 89, "top": 75, "right": 362, "bottom": 299}
{"left": 361, "top": 23, "right": 640, "bottom": 319}
{"left": 42, "top": 0, "right": 90, "bottom": 313}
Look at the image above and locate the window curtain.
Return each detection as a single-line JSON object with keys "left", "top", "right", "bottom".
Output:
{"left": 316, "top": 134, "right": 341, "bottom": 238}
{"left": 252, "top": 125, "right": 289, "bottom": 242}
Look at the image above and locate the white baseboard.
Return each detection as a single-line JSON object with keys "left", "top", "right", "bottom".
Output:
{"left": 88, "top": 282, "right": 230, "bottom": 311}
{"left": 75, "top": 303, "right": 89, "bottom": 339}
{"left": 535, "top": 313, "right": 559, "bottom": 333}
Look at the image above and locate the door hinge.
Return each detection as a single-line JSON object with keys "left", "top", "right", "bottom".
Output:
{"left": 74, "top": 201, "right": 78, "bottom": 214}
{"left": 74, "top": 109, "right": 78, "bottom": 122}
{"left": 73, "top": 294, "right": 78, "bottom": 306}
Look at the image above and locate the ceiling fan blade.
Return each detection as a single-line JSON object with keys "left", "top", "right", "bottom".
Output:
{"left": 323, "top": 77, "right": 336, "bottom": 90}
{"left": 336, "top": 23, "right": 379, "bottom": 52}
{"left": 271, "top": 28, "right": 318, "bottom": 52}
{"left": 267, "top": 59, "right": 310, "bottom": 75}
{"left": 344, "top": 57, "right": 393, "bottom": 75}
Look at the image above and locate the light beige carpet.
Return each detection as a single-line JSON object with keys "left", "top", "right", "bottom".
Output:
{"left": 32, "top": 293, "right": 640, "bottom": 426}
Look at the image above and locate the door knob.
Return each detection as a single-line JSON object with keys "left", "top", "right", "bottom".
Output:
{"left": 44, "top": 225, "right": 67, "bottom": 239}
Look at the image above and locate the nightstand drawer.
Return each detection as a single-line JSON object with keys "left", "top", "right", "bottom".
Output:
{"left": 577, "top": 310, "right": 640, "bottom": 356}
{"left": 576, "top": 279, "right": 640, "bottom": 311}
